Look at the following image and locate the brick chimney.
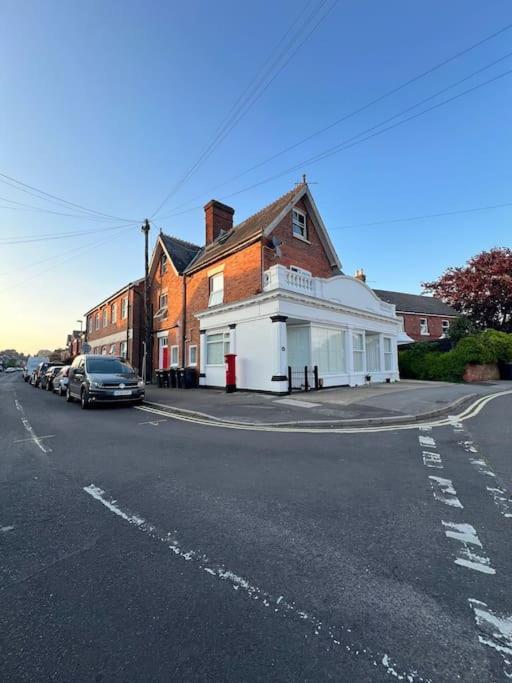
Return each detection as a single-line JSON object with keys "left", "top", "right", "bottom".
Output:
{"left": 204, "top": 200, "right": 234, "bottom": 244}
{"left": 354, "top": 268, "right": 367, "bottom": 283}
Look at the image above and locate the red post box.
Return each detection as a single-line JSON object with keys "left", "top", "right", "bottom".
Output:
{"left": 225, "top": 353, "right": 236, "bottom": 393}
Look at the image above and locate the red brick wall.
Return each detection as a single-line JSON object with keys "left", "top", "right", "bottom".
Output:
{"left": 263, "top": 199, "right": 335, "bottom": 277}
{"left": 400, "top": 313, "right": 456, "bottom": 342}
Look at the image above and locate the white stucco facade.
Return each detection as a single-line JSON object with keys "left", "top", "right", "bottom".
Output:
{"left": 196, "top": 265, "right": 401, "bottom": 393}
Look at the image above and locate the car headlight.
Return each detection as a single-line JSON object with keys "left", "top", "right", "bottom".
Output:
{"left": 137, "top": 380, "right": 145, "bottom": 388}
{"left": 90, "top": 380, "right": 102, "bottom": 388}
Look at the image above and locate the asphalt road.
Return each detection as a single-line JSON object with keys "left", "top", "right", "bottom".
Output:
{"left": 1, "top": 372, "right": 511, "bottom": 682}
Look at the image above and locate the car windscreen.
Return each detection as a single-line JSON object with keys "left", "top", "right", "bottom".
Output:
{"left": 86, "top": 358, "right": 134, "bottom": 374}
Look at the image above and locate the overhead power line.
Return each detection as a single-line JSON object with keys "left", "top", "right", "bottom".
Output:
{"left": 158, "top": 20, "right": 512, "bottom": 219}
{"left": 0, "top": 221, "right": 139, "bottom": 246}
{"left": 150, "top": 0, "right": 338, "bottom": 218}
{"left": 330, "top": 201, "right": 512, "bottom": 230}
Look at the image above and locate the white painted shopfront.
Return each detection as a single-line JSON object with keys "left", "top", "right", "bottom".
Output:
{"left": 196, "top": 265, "right": 401, "bottom": 393}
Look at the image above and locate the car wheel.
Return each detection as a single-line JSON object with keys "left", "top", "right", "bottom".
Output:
{"left": 59, "top": 386, "right": 65, "bottom": 397}
{"left": 46, "top": 382, "right": 51, "bottom": 391}
{"left": 80, "top": 388, "right": 90, "bottom": 410}
{"left": 66, "top": 387, "right": 74, "bottom": 403}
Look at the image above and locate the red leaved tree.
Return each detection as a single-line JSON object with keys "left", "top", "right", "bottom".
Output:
{"left": 422, "top": 248, "right": 512, "bottom": 332}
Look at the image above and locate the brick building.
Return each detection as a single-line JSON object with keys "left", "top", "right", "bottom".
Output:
{"left": 147, "top": 182, "right": 402, "bottom": 392}
{"left": 372, "top": 288, "right": 457, "bottom": 342}
{"left": 84, "top": 278, "right": 144, "bottom": 372}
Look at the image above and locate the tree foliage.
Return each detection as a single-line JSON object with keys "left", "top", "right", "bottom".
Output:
{"left": 423, "top": 248, "right": 512, "bottom": 332}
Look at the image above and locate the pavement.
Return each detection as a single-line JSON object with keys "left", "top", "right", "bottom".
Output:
{"left": 143, "top": 379, "right": 512, "bottom": 426}
{"left": 1, "top": 371, "right": 512, "bottom": 681}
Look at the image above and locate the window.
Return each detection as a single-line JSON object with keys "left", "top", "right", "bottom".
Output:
{"left": 154, "top": 292, "right": 168, "bottom": 320}
{"left": 95, "top": 313, "right": 100, "bottom": 330}
{"left": 102, "top": 308, "right": 108, "bottom": 328}
{"left": 86, "top": 357, "right": 133, "bottom": 374}
{"left": 109, "top": 344, "right": 116, "bottom": 355}
{"left": 101, "top": 346, "right": 107, "bottom": 355}
{"left": 352, "top": 332, "right": 365, "bottom": 373}
{"left": 170, "top": 345, "right": 179, "bottom": 367}
{"left": 292, "top": 209, "right": 307, "bottom": 240}
{"left": 121, "top": 297, "right": 128, "bottom": 320}
{"left": 442, "top": 320, "right": 450, "bottom": 335}
{"left": 189, "top": 345, "right": 197, "bottom": 367}
{"left": 160, "top": 253, "right": 168, "bottom": 275}
{"left": 206, "top": 332, "right": 230, "bottom": 365}
{"left": 384, "top": 337, "right": 393, "bottom": 371}
{"left": 111, "top": 303, "right": 117, "bottom": 324}
{"left": 88, "top": 317, "right": 93, "bottom": 333}
{"left": 208, "top": 273, "right": 224, "bottom": 307}
{"left": 311, "top": 327, "right": 346, "bottom": 374}
{"left": 365, "top": 333, "right": 381, "bottom": 373}
{"left": 120, "top": 341, "right": 127, "bottom": 358}
{"left": 420, "top": 318, "right": 429, "bottom": 335}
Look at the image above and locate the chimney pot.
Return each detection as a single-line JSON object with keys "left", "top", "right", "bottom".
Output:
{"left": 204, "top": 200, "right": 235, "bottom": 244}
{"left": 355, "top": 268, "right": 366, "bottom": 283}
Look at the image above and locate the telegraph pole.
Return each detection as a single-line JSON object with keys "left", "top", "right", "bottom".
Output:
{"left": 141, "top": 219, "right": 152, "bottom": 383}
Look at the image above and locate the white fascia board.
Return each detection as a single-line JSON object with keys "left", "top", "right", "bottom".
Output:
{"left": 149, "top": 235, "right": 180, "bottom": 278}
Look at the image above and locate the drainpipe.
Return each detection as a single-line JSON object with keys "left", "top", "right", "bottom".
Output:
{"left": 181, "top": 274, "right": 187, "bottom": 367}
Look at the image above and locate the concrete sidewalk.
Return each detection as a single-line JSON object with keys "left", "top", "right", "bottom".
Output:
{"left": 143, "top": 380, "right": 511, "bottom": 427}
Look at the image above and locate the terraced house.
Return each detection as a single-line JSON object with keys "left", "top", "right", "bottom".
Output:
{"left": 148, "top": 182, "right": 401, "bottom": 393}
{"left": 85, "top": 278, "right": 144, "bottom": 371}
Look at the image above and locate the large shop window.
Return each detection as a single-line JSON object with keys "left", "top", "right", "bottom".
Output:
{"left": 311, "top": 327, "right": 346, "bottom": 374}
{"left": 208, "top": 273, "right": 224, "bottom": 307}
{"left": 206, "top": 332, "right": 230, "bottom": 365}
{"left": 384, "top": 337, "right": 393, "bottom": 371}
{"left": 352, "top": 332, "right": 365, "bottom": 373}
{"left": 365, "top": 333, "right": 381, "bottom": 373}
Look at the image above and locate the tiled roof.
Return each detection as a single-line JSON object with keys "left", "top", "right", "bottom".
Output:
{"left": 160, "top": 234, "right": 201, "bottom": 273}
{"left": 373, "top": 289, "right": 457, "bottom": 316}
{"left": 184, "top": 184, "right": 306, "bottom": 272}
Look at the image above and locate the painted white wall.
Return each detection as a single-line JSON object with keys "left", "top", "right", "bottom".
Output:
{"left": 235, "top": 318, "right": 275, "bottom": 391}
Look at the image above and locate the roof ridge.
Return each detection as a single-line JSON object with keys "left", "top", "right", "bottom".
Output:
{"left": 161, "top": 233, "right": 200, "bottom": 251}
{"left": 232, "top": 183, "right": 305, "bottom": 233}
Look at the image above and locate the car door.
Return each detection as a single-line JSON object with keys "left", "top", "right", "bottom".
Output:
{"left": 70, "top": 358, "right": 85, "bottom": 396}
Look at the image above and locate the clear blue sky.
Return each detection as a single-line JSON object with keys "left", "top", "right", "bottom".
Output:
{"left": 1, "top": 0, "right": 511, "bottom": 354}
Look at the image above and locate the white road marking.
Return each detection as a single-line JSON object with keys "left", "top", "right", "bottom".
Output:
{"left": 1, "top": 525, "right": 14, "bottom": 532}
{"left": 83, "top": 484, "right": 429, "bottom": 682}
{"left": 468, "top": 599, "right": 512, "bottom": 679}
{"left": 418, "top": 435, "right": 436, "bottom": 448}
{"left": 442, "top": 521, "right": 495, "bottom": 575}
{"left": 458, "top": 440, "right": 478, "bottom": 453}
{"left": 418, "top": 426, "right": 432, "bottom": 432}
{"left": 273, "top": 398, "right": 322, "bottom": 408}
{"left": 470, "top": 458, "right": 496, "bottom": 478}
{"left": 138, "top": 419, "right": 167, "bottom": 426}
{"left": 486, "top": 487, "right": 512, "bottom": 519}
{"left": 13, "top": 434, "right": 55, "bottom": 444}
{"left": 447, "top": 416, "right": 464, "bottom": 432}
{"left": 133, "top": 389, "right": 512, "bottom": 434}
{"left": 14, "top": 398, "right": 52, "bottom": 453}
{"left": 422, "top": 452, "right": 443, "bottom": 469}
{"left": 428, "top": 476, "right": 463, "bottom": 508}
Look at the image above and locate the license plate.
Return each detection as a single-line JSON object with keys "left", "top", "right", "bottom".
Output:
{"left": 114, "top": 389, "right": 132, "bottom": 396}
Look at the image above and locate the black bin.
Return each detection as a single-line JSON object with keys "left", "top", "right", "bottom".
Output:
{"left": 170, "top": 367, "right": 177, "bottom": 388}
{"left": 176, "top": 368, "right": 185, "bottom": 388}
{"left": 184, "top": 367, "right": 198, "bottom": 389}
{"left": 499, "top": 361, "right": 512, "bottom": 380}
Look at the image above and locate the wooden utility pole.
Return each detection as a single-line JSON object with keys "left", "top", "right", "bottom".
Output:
{"left": 141, "top": 219, "right": 152, "bottom": 383}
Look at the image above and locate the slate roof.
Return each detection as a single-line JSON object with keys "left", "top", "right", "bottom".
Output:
{"left": 373, "top": 289, "right": 457, "bottom": 316}
{"left": 160, "top": 234, "right": 201, "bottom": 273}
{"left": 183, "top": 184, "right": 306, "bottom": 272}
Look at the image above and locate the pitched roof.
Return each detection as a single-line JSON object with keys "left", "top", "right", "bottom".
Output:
{"left": 373, "top": 289, "right": 457, "bottom": 316}
{"left": 160, "top": 234, "right": 201, "bottom": 273}
{"left": 184, "top": 184, "right": 306, "bottom": 272}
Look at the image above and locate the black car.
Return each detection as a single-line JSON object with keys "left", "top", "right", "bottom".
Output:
{"left": 66, "top": 354, "right": 145, "bottom": 409}
{"left": 41, "top": 365, "right": 64, "bottom": 391}
{"left": 32, "top": 362, "right": 51, "bottom": 387}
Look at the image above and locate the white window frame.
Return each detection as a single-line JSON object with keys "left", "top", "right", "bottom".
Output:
{"left": 102, "top": 308, "right": 108, "bottom": 328}
{"left": 420, "top": 318, "right": 429, "bottom": 336}
{"left": 208, "top": 272, "right": 224, "bottom": 307}
{"left": 292, "top": 208, "right": 307, "bottom": 240}
{"left": 111, "top": 303, "right": 117, "bottom": 324}
{"left": 120, "top": 341, "right": 127, "bottom": 358}
{"left": 95, "top": 313, "right": 100, "bottom": 330}
{"left": 206, "top": 332, "right": 230, "bottom": 365}
{"left": 170, "top": 345, "right": 179, "bottom": 367}
{"left": 88, "top": 317, "right": 93, "bottom": 333}
{"left": 160, "top": 253, "right": 168, "bottom": 275}
{"left": 352, "top": 331, "right": 365, "bottom": 373}
{"left": 109, "top": 343, "right": 116, "bottom": 355}
{"left": 189, "top": 344, "right": 197, "bottom": 367}
{"left": 442, "top": 320, "right": 450, "bottom": 335}
{"left": 121, "top": 297, "right": 128, "bottom": 320}
{"left": 383, "top": 336, "right": 393, "bottom": 372}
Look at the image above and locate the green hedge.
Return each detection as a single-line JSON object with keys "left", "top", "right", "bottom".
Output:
{"left": 398, "top": 330, "right": 512, "bottom": 382}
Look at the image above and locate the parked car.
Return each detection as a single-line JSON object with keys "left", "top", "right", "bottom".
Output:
{"left": 41, "top": 364, "right": 64, "bottom": 391}
{"left": 53, "top": 366, "right": 70, "bottom": 396}
{"left": 66, "top": 354, "right": 145, "bottom": 409}
{"left": 31, "top": 361, "right": 51, "bottom": 387}
{"left": 23, "top": 356, "right": 49, "bottom": 382}
{"left": 5, "top": 367, "right": 17, "bottom": 373}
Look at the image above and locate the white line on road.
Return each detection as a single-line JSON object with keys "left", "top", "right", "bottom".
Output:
{"left": 441, "top": 521, "right": 495, "bottom": 575}
{"left": 468, "top": 599, "right": 512, "bottom": 679}
{"left": 428, "top": 476, "right": 464, "bottom": 509}
{"left": 83, "top": 484, "right": 430, "bottom": 682}
{"left": 14, "top": 398, "right": 52, "bottom": 453}
{"left": 138, "top": 419, "right": 168, "bottom": 426}
{"left": 13, "top": 434, "right": 55, "bottom": 444}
